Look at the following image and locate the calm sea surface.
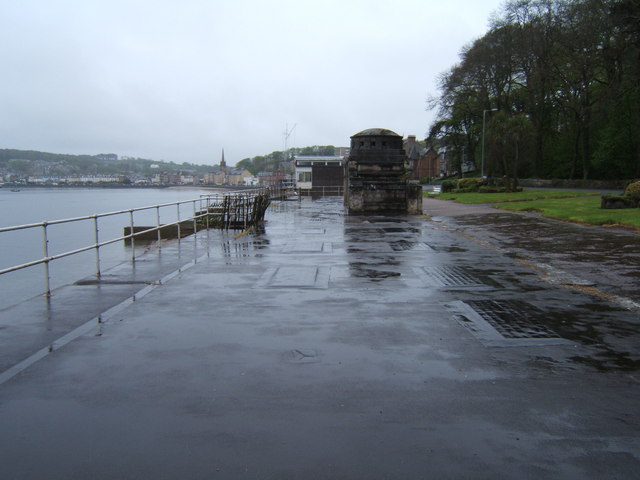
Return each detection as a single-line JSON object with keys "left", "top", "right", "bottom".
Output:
{"left": 0, "top": 187, "right": 217, "bottom": 309}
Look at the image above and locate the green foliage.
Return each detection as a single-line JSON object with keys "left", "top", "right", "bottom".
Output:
{"left": 297, "top": 145, "right": 335, "bottom": 156}
{"left": 457, "top": 177, "right": 486, "bottom": 191}
{"left": 238, "top": 145, "right": 337, "bottom": 175}
{"left": 428, "top": 0, "right": 640, "bottom": 181}
{"left": 625, "top": 180, "right": 640, "bottom": 199}
{"left": 441, "top": 180, "right": 457, "bottom": 192}
{"left": 236, "top": 158, "right": 252, "bottom": 169}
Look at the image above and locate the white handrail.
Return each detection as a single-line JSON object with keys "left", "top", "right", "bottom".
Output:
{"left": 0, "top": 193, "right": 216, "bottom": 296}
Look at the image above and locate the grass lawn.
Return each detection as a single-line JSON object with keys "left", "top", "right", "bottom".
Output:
{"left": 494, "top": 196, "right": 640, "bottom": 230}
{"left": 427, "top": 188, "right": 639, "bottom": 231}
{"left": 428, "top": 189, "right": 594, "bottom": 204}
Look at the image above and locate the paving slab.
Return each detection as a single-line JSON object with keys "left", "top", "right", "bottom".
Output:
{"left": 0, "top": 197, "right": 639, "bottom": 479}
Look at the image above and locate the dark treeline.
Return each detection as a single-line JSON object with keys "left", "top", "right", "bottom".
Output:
{"left": 428, "top": 0, "right": 639, "bottom": 182}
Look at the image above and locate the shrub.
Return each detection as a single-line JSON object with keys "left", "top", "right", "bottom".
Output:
{"left": 456, "top": 177, "right": 487, "bottom": 192}
{"left": 625, "top": 180, "right": 640, "bottom": 199}
{"left": 457, "top": 178, "right": 478, "bottom": 189}
{"left": 441, "top": 180, "right": 456, "bottom": 193}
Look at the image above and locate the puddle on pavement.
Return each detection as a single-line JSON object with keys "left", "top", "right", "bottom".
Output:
{"left": 570, "top": 350, "right": 640, "bottom": 372}
{"left": 351, "top": 268, "right": 402, "bottom": 281}
{"left": 435, "top": 246, "right": 468, "bottom": 253}
{"left": 380, "top": 227, "right": 421, "bottom": 234}
{"left": 348, "top": 261, "right": 403, "bottom": 281}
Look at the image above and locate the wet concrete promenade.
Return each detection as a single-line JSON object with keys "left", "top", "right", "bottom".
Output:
{"left": 1, "top": 196, "right": 639, "bottom": 479}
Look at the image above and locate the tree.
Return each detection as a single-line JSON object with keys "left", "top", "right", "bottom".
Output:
{"left": 427, "top": 0, "right": 640, "bottom": 181}
{"left": 487, "top": 112, "right": 534, "bottom": 188}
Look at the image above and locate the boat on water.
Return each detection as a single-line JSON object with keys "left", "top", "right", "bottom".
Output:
{"left": 10, "top": 189, "right": 21, "bottom": 192}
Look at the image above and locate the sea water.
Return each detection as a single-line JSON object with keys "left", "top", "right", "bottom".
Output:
{"left": 0, "top": 187, "right": 215, "bottom": 309}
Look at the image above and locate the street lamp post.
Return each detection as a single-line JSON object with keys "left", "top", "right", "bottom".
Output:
{"left": 481, "top": 108, "right": 498, "bottom": 178}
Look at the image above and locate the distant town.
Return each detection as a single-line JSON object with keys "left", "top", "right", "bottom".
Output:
{"left": 0, "top": 147, "right": 346, "bottom": 188}
{"left": 0, "top": 141, "right": 458, "bottom": 190}
{"left": 0, "top": 139, "right": 477, "bottom": 194}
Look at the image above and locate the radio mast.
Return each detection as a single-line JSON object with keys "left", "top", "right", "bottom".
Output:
{"left": 283, "top": 123, "right": 297, "bottom": 161}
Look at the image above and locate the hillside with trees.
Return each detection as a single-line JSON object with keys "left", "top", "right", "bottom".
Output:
{"left": 428, "top": 0, "right": 639, "bottom": 182}
{"left": 236, "top": 145, "right": 336, "bottom": 175}
{"left": 1, "top": 145, "right": 341, "bottom": 180}
{"left": 0, "top": 149, "right": 215, "bottom": 177}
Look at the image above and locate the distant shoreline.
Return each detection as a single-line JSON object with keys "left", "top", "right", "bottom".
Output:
{"left": 0, "top": 183, "right": 251, "bottom": 191}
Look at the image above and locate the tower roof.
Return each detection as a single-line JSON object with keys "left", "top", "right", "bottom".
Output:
{"left": 351, "top": 128, "right": 401, "bottom": 138}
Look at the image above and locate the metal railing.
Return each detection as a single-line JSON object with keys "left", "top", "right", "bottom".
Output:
{"left": 0, "top": 188, "right": 270, "bottom": 298}
{"left": 296, "top": 186, "right": 344, "bottom": 197}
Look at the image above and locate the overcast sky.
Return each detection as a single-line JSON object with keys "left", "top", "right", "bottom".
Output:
{"left": 0, "top": 0, "right": 504, "bottom": 166}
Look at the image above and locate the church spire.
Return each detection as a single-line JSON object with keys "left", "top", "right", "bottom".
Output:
{"left": 220, "top": 148, "right": 227, "bottom": 172}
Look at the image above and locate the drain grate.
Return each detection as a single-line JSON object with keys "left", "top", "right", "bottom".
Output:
{"left": 390, "top": 241, "right": 434, "bottom": 252}
{"left": 382, "top": 227, "right": 420, "bottom": 234}
{"left": 416, "top": 266, "right": 496, "bottom": 289}
{"left": 446, "top": 300, "right": 572, "bottom": 347}
{"left": 447, "top": 300, "right": 573, "bottom": 347}
{"left": 465, "top": 300, "right": 559, "bottom": 339}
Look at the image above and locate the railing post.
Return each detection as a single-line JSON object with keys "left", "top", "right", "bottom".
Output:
{"left": 176, "top": 203, "right": 181, "bottom": 241}
{"left": 205, "top": 197, "right": 210, "bottom": 229}
{"left": 156, "top": 206, "right": 161, "bottom": 246}
{"left": 192, "top": 200, "right": 197, "bottom": 234}
{"left": 129, "top": 210, "right": 136, "bottom": 263}
{"left": 42, "top": 223, "right": 51, "bottom": 297}
{"left": 93, "top": 215, "right": 101, "bottom": 278}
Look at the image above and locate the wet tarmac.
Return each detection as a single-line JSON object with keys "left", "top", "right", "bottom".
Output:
{"left": 1, "top": 197, "right": 639, "bottom": 479}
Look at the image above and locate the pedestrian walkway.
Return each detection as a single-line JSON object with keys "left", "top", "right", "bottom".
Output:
{"left": 1, "top": 197, "right": 639, "bottom": 479}
{"left": 423, "top": 197, "right": 640, "bottom": 307}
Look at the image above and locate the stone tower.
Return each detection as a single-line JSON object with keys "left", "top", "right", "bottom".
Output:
{"left": 344, "top": 128, "right": 422, "bottom": 214}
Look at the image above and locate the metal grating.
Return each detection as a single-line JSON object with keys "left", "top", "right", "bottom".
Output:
{"left": 417, "top": 266, "right": 492, "bottom": 288}
{"left": 465, "top": 300, "right": 560, "bottom": 339}
{"left": 382, "top": 227, "right": 420, "bottom": 234}
{"left": 390, "top": 241, "right": 434, "bottom": 252}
